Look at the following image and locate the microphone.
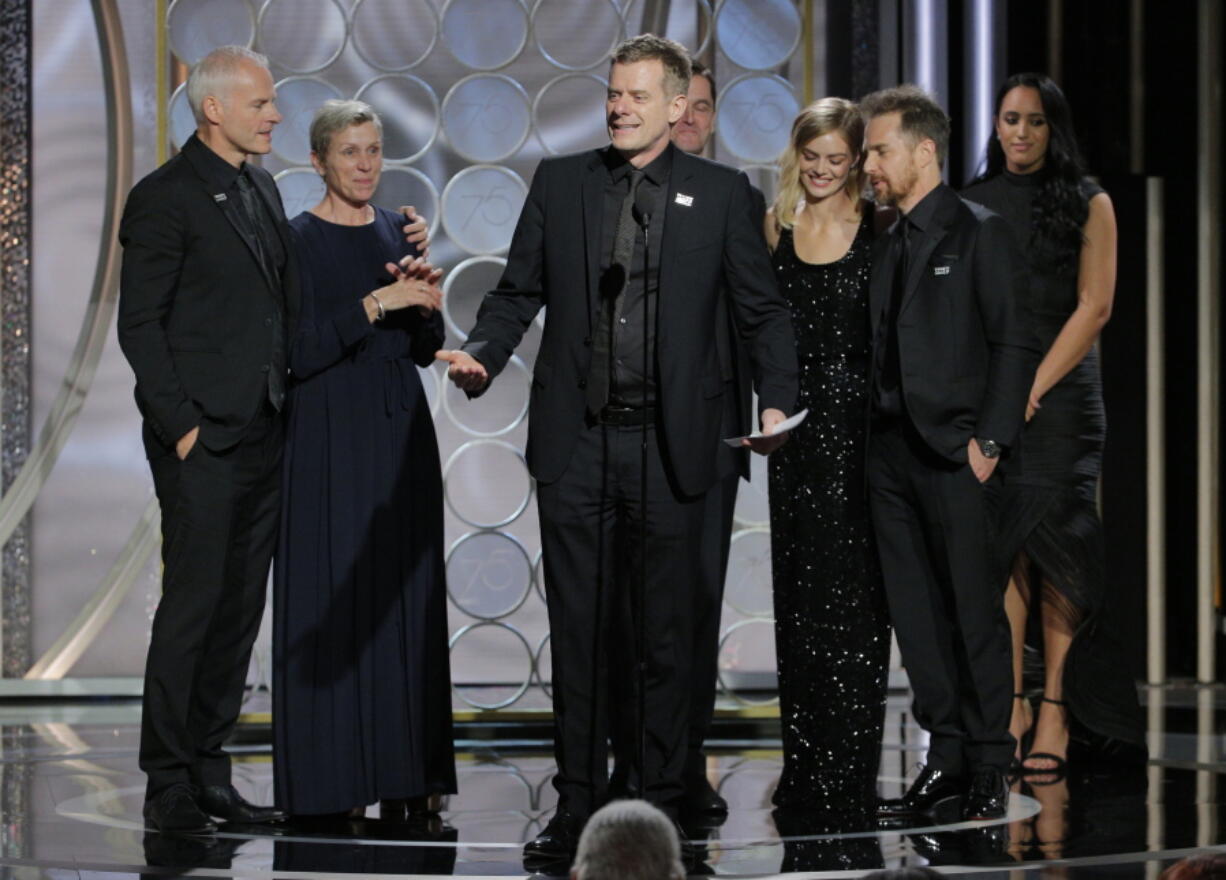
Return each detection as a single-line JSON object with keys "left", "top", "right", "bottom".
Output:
{"left": 632, "top": 186, "right": 652, "bottom": 229}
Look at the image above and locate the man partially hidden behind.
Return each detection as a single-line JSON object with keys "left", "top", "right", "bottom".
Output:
{"left": 438, "top": 35, "right": 798, "bottom": 861}
{"left": 118, "top": 46, "right": 293, "bottom": 833}
{"left": 666, "top": 61, "right": 755, "bottom": 821}
{"left": 860, "top": 85, "right": 1039, "bottom": 821}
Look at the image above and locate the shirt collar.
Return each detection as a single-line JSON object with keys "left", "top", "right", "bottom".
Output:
{"left": 604, "top": 142, "right": 674, "bottom": 187}
{"left": 185, "top": 132, "right": 247, "bottom": 193}
{"left": 900, "top": 181, "right": 947, "bottom": 233}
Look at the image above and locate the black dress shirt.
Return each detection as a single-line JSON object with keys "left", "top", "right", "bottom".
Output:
{"left": 595, "top": 145, "right": 672, "bottom": 408}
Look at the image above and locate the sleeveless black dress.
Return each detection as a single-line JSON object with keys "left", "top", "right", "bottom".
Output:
{"left": 767, "top": 212, "right": 890, "bottom": 822}
{"left": 961, "top": 170, "right": 1145, "bottom": 757}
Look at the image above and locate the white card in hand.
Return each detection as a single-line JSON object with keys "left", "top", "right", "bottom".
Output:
{"left": 723, "top": 408, "right": 809, "bottom": 447}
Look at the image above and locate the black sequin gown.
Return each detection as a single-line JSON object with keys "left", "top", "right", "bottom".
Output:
{"left": 961, "top": 171, "right": 1145, "bottom": 757}
{"left": 767, "top": 212, "right": 890, "bottom": 821}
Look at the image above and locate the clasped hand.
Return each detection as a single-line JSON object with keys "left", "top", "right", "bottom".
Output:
{"left": 373, "top": 256, "right": 444, "bottom": 316}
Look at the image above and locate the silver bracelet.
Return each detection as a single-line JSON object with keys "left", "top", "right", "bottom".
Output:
{"left": 369, "top": 291, "right": 386, "bottom": 321}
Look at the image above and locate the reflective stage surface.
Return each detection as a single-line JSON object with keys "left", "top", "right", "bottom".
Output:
{"left": 0, "top": 685, "right": 1223, "bottom": 878}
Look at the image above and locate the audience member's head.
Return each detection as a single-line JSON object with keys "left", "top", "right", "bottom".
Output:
{"left": 672, "top": 60, "right": 716, "bottom": 155}
{"left": 860, "top": 84, "right": 949, "bottom": 209}
{"left": 569, "top": 800, "right": 685, "bottom": 880}
{"left": 1160, "top": 852, "right": 1226, "bottom": 880}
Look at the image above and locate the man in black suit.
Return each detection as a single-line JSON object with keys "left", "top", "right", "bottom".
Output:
{"left": 859, "top": 86, "right": 1038, "bottom": 822}
{"left": 439, "top": 35, "right": 798, "bottom": 860}
{"left": 118, "top": 46, "right": 295, "bottom": 833}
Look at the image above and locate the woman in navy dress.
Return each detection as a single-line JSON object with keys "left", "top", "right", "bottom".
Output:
{"left": 273, "top": 99, "right": 455, "bottom": 819}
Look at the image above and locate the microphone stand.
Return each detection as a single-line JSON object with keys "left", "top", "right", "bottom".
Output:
{"left": 635, "top": 206, "right": 651, "bottom": 801}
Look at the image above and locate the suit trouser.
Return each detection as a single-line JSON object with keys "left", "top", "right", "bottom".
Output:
{"left": 867, "top": 419, "right": 1013, "bottom": 775}
{"left": 141, "top": 407, "right": 282, "bottom": 797}
{"left": 612, "top": 468, "right": 737, "bottom": 787}
{"left": 536, "top": 418, "right": 704, "bottom": 817}
{"left": 686, "top": 470, "right": 739, "bottom": 776}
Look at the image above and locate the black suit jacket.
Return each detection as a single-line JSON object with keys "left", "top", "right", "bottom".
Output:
{"left": 118, "top": 134, "right": 299, "bottom": 455}
{"left": 711, "top": 184, "right": 765, "bottom": 483}
{"left": 462, "top": 145, "right": 798, "bottom": 497}
{"left": 868, "top": 184, "right": 1038, "bottom": 462}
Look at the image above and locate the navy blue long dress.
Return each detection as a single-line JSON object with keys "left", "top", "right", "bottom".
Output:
{"left": 273, "top": 206, "right": 456, "bottom": 815}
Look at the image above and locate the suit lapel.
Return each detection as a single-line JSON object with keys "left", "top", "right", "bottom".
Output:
{"left": 252, "top": 168, "right": 291, "bottom": 247}
{"left": 250, "top": 169, "right": 292, "bottom": 305}
{"left": 181, "top": 138, "right": 280, "bottom": 296}
{"left": 582, "top": 151, "right": 606, "bottom": 326}
{"left": 659, "top": 149, "right": 694, "bottom": 329}
{"left": 215, "top": 193, "right": 276, "bottom": 292}
{"left": 899, "top": 186, "right": 958, "bottom": 315}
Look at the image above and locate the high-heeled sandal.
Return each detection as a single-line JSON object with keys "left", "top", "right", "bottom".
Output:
{"left": 1021, "top": 697, "right": 1068, "bottom": 783}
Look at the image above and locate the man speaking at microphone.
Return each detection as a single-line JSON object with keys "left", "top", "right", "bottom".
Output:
{"left": 438, "top": 35, "right": 797, "bottom": 862}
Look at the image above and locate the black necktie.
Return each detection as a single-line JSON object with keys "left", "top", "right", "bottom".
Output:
{"left": 586, "top": 169, "right": 645, "bottom": 414}
{"left": 235, "top": 169, "right": 282, "bottom": 288}
{"left": 236, "top": 170, "right": 286, "bottom": 411}
{"left": 880, "top": 218, "right": 911, "bottom": 394}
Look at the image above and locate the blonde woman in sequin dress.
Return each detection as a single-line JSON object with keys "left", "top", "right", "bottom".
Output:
{"left": 764, "top": 98, "right": 890, "bottom": 831}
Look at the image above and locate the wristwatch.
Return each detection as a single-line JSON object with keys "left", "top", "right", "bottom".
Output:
{"left": 976, "top": 438, "right": 1001, "bottom": 459}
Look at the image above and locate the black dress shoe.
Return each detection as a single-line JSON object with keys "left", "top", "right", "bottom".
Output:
{"left": 142, "top": 830, "right": 242, "bottom": 868}
{"left": 143, "top": 783, "right": 217, "bottom": 834}
{"left": 523, "top": 808, "right": 586, "bottom": 862}
{"left": 674, "top": 819, "right": 709, "bottom": 873}
{"left": 876, "top": 765, "right": 963, "bottom": 818}
{"left": 681, "top": 774, "right": 728, "bottom": 820}
{"left": 380, "top": 796, "right": 438, "bottom": 821}
{"left": 197, "top": 784, "right": 286, "bottom": 824}
{"left": 962, "top": 766, "right": 1009, "bottom": 820}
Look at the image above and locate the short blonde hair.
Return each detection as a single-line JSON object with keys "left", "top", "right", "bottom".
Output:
{"left": 772, "top": 97, "right": 865, "bottom": 230}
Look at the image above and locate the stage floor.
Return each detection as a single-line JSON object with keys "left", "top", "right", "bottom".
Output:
{"left": 0, "top": 685, "right": 1222, "bottom": 878}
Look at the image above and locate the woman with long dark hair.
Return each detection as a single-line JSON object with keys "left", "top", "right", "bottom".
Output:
{"left": 963, "top": 73, "right": 1145, "bottom": 778}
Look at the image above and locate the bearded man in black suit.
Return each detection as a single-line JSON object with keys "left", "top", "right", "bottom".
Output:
{"left": 439, "top": 34, "right": 798, "bottom": 861}
{"left": 860, "top": 85, "right": 1040, "bottom": 823}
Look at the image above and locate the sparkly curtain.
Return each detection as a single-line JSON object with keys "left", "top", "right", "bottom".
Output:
{"left": 0, "top": 0, "right": 32, "bottom": 679}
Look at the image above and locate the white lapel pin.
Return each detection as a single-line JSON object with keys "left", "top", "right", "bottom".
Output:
{"left": 213, "top": 193, "right": 228, "bottom": 203}
{"left": 674, "top": 193, "right": 694, "bottom": 207}
{"left": 933, "top": 265, "right": 950, "bottom": 276}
